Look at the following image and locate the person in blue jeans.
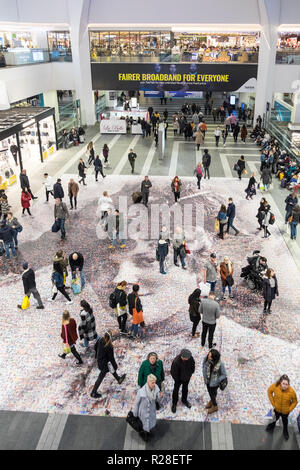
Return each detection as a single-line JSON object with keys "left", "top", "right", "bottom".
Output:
{"left": 289, "top": 205, "right": 300, "bottom": 240}
{"left": 69, "top": 252, "right": 85, "bottom": 289}
{"left": 6, "top": 212, "right": 22, "bottom": 249}
{"left": 226, "top": 198, "right": 239, "bottom": 236}
{"left": 0, "top": 221, "right": 16, "bottom": 259}
{"left": 202, "top": 253, "right": 219, "bottom": 292}
{"left": 79, "top": 300, "right": 99, "bottom": 347}
{"left": 285, "top": 194, "right": 298, "bottom": 224}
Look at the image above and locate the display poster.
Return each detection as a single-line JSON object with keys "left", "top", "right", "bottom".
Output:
{"left": 100, "top": 119, "right": 127, "bottom": 134}
{"left": 92, "top": 63, "right": 258, "bottom": 92}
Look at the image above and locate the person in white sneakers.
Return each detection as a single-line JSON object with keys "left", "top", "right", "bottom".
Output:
{"left": 43, "top": 173, "right": 53, "bottom": 203}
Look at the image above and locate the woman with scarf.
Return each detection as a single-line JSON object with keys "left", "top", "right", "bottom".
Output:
{"left": 188, "top": 288, "right": 201, "bottom": 338}
{"left": 245, "top": 172, "right": 257, "bottom": 200}
{"left": 133, "top": 374, "right": 162, "bottom": 442}
{"left": 202, "top": 349, "right": 227, "bottom": 414}
{"left": 171, "top": 176, "right": 182, "bottom": 204}
{"left": 78, "top": 300, "right": 99, "bottom": 348}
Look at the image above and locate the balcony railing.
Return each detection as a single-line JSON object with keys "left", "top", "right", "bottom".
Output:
{"left": 0, "top": 48, "right": 72, "bottom": 68}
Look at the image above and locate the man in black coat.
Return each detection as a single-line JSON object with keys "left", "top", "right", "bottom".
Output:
{"left": 226, "top": 197, "right": 239, "bottom": 235}
{"left": 17, "top": 262, "right": 44, "bottom": 309}
{"left": 69, "top": 252, "right": 85, "bottom": 289}
{"left": 53, "top": 179, "right": 64, "bottom": 200}
{"left": 90, "top": 332, "right": 126, "bottom": 398}
{"left": 202, "top": 149, "right": 211, "bottom": 179}
{"left": 94, "top": 155, "right": 106, "bottom": 181}
{"left": 128, "top": 149, "right": 137, "bottom": 174}
{"left": 141, "top": 176, "right": 152, "bottom": 207}
{"left": 20, "top": 169, "right": 37, "bottom": 199}
{"left": 171, "top": 349, "right": 195, "bottom": 413}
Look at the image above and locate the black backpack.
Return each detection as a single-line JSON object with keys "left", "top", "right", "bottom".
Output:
{"left": 269, "top": 212, "right": 275, "bottom": 225}
{"left": 109, "top": 290, "right": 118, "bottom": 309}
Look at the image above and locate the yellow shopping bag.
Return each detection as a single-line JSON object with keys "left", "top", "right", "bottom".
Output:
{"left": 214, "top": 218, "right": 220, "bottom": 232}
{"left": 21, "top": 296, "right": 30, "bottom": 310}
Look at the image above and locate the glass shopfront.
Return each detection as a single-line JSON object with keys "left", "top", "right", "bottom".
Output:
{"left": 276, "top": 31, "right": 300, "bottom": 64}
{"left": 90, "top": 30, "right": 259, "bottom": 64}
{"left": 47, "top": 31, "right": 72, "bottom": 62}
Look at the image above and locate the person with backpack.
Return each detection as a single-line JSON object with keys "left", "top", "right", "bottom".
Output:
{"left": 58, "top": 310, "right": 83, "bottom": 365}
{"left": 202, "top": 349, "right": 227, "bottom": 414}
{"left": 78, "top": 300, "right": 99, "bottom": 348}
{"left": 266, "top": 374, "right": 298, "bottom": 441}
{"left": 188, "top": 288, "right": 201, "bottom": 338}
{"left": 110, "top": 281, "right": 128, "bottom": 334}
{"left": 128, "top": 284, "right": 146, "bottom": 339}
{"left": 262, "top": 204, "right": 274, "bottom": 238}
{"left": 262, "top": 268, "right": 279, "bottom": 314}
{"left": 91, "top": 331, "right": 126, "bottom": 398}
{"left": 285, "top": 193, "right": 298, "bottom": 224}
{"left": 202, "top": 149, "right": 211, "bottom": 179}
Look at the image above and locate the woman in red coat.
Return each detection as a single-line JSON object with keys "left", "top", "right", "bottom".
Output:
{"left": 241, "top": 125, "right": 248, "bottom": 143}
{"left": 59, "top": 310, "right": 83, "bottom": 365}
{"left": 21, "top": 187, "right": 32, "bottom": 217}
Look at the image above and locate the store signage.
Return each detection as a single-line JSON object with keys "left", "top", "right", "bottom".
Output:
{"left": 22, "top": 119, "right": 36, "bottom": 129}
{"left": 100, "top": 120, "right": 127, "bottom": 134}
{"left": 92, "top": 63, "right": 258, "bottom": 92}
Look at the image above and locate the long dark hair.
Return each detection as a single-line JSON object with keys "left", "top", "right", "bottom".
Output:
{"left": 188, "top": 288, "right": 201, "bottom": 305}
{"left": 275, "top": 374, "right": 290, "bottom": 387}
{"left": 206, "top": 349, "right": 220, "bottom": 366}
{"left": 80, "top": 299, "right": 93, "bottom": 314}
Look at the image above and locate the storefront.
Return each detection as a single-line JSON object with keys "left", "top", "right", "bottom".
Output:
{"left": 0, "top": 107, "right": 57, "bottom": 190}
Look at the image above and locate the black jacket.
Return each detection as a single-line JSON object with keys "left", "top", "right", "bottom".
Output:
{"left": 69, "top": 252, "right": 84, "bottom": 271}
{"left": 227, "top": 203, "right": 236, "bottom": 219}
{"left": 237, "top": 159, "right": 246, "bottom": 171}
{"left": 22, "top": 269, "right": 36, "bottom": 294}
{"left": 157, "top": 241, "right": 169, "bottom": 259}
{"left": 114, "top": 288, "right": 127, "bottom": 307}
{"left": 263, "top": 275, "right": 279, "bottom": 302}
{"left": 94, "top": 158, "right": 103, "bottom": 170}
{"left": 20, "top": 173, "right": 30, "bottom": 190}
{"left": 141, "top": 180, "right": 152, "bottom": 194}
{"left": 78, "top": 162, "right": 87, "bottom": 178}
{"left": 53, "top": 182, "right": 64, "bottom": 200}
{"left": 171, "top": 355, "right": 195, "bottom": 383}
{"left": 94, "top": 337, "right": 118, "bottom": 373}
{"left": 202, "top": 153, "right": 211, "bottom": 168}
{"left": 128, "top": 292, "right": 142, "bottom": 315}
{"left": 189, "top": 298, "right": 200, "bottom": 322}
{"left": 0, "top": 224, "right": 14, "bottom": 243}
{"left": 128, "top": 152, "right": 137, "bottom": 163}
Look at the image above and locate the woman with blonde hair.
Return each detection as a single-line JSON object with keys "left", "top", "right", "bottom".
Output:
{"left": 194, "top": 162, "right": 203, "bottom": 189}
{"left": 87, "top": 141, "right": 95, "bottom": 166}
{"left": 220, "top": 256, "right": 234, "bottom": 299}
{"left": 58, "top": 310, "right": 83, "bottom": 365}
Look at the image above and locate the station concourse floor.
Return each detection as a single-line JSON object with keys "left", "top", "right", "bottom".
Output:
{"left": 2, "top": 121, "right": 300, "bottom": 451}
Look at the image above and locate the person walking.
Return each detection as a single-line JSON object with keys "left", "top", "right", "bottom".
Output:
{"left": 78, "top": 299, "right": 99, "bottom": 348}
{"left": 289, "top": 204, "right": 300, "bottom": 240}
{"left": 102, "top": 144, "right": 109, "bottom": 167}
{"left": 49, "top": 262, "right": 73, "bottom": 304}
{"left": 98, "top": 191, "right": 114, "bottom": 222}
{"left": 91, "top": 331, "right": 126, "bottom": 398}
{"left": 107, "top": 209, "right": 126, "bottom": 249}
{"left": 220, "top": 257, "right": 234, "bottom": 299}
{"left": 53, "top": 179, "right": 64, "bottom": 200}
{"left": 214, "top": 127, "right": 221, "bottom": 147}
{"left": 68, "top": 178, "right": 79, "bottom": 210}
{"left": 233, "top": 122, "right": 240, "bottom": 143}
{"left": 87, "top": 141, "right": 95, "bottom": 166}
{"left": 202, "top": 349, "right": 227, "bottom": 414}
{"left": 202, "top": 149, "right": 211, "bottom": 180}
{"left": 226, "top": 198, "right": 239, "bottom": 235}
{"left": 241, "top": 124, "right": 247, "bottom": 143}
{"left": 128, "top": 284, "right": 146, "bottom": 339}
{"left": 17, "top": 262, "right": 44, "bottom": 310}
{"left": 195, "top": 129, "right": 204, "bottom": 151}
{"left": 266, "top": 375, "right": 298, "bottom": 440}
{"left": 0, "top": 221, "right": 16, "bottom": 259}
{"left": 157, "top": 238, "right": 169, "bottom": 275}
{"left": 200, "top": 292, "right": 220, "bottom": 348}
{"left": 245, "top": 173, "right": 257, "bottom": 200}
{"left": 78, "top": 158, "right": 87, "bottom": 185}
{"left": 94, "top": 155, "right": 106, "bottom": 182}
{"left": 188, "top": 288, "right": 201, "bottom": 338}
{"left": 133, "top": 374, "right": 162, "bottom": 442}
{"left": 112, "top": 281, "right": 128, "bottom": 334}
{"left": 285, "top": 193, "right": 298, "bottom": 224}
{"left": 202, "top": 253, "right": 219, "bottom": 292}
{"left": 171, "top": 349, "right": 195, "bottom": 413}
{"left": 43, "top": 173, "right": 53, "bottom": 202}
{"left": 194, "top": 162, "right": 203, "bottom": 189}
{"left": 172, "top": 226, "right": 187, "bottom": 270}
{"left": 263, "top": 268, "right": 279, "bottom": 314}
{"left": 6, "top": 212, "right": 22, "bottom": 249}
{"left": 58, "top": 311, "right": 83, "bottom": 365}
{"left": 0, "top": 193, "right": 10, "bottom": 221}
{"left": 222, "top": 128, "right": 228, "bottom": 147}
{"left": 53, "top": 198, "right": 69, "bottom": 240}
{"left": 171, "top": 176, "right": 182, "bottom": 204}
{"left": 21, "top": 188, "right": 33, "bottom": 217}
{"left": 20, "top": 169, "right": 37, "bottom": 200}
{"left": 69, "top": 252, "right": 85, "bottom": 289}
{"left": 138, "top": 353, "right": 165, "bottom": 391}
{"left": 216, "top": 204, "right": 227, "bottom": 240}
{"left": 212, "top": 107, "right": 218, "bottom": 123}
{"left": 262, "top": 204, "right": 272, "bottom": 238}
{"left": 261, "top": 164, "right": 272, "bottom": 191}
{"left": 236, "top": 156, "right": 246, "bottom": 180}
{"left": 53, "top": 250, "right": 69, "bottom": 289}
{"left": 256, "top": 198, "right": 269, "bottom": 231}
{"left": 141, "top": 176, "right": 152, "bottom": 207}
{"left": 128, "top": 149, "right": 137, "bottom": 174}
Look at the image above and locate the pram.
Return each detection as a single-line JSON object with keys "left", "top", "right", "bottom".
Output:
{"left": 240, "top": 250, "right": 268, "bottom": 290}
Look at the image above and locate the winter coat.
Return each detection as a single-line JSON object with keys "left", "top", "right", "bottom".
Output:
{"left": 285, "top": 195, "right": 298, "bottom": 212}
{"left": 94, "top": 337, "right": 118, "bottom": 373}
{"left": 54, "top": 202, "right": 69, "bottom": 220}
{"left": 141, "top": 180, "right": 152, "bottom": 194}
{"left": 263, "top": 275, "right": 279, "bottom": 302}
{"left": 22, "top": 269, "right": 36, "bottom": 294}
{"left": 68, "top": 181, "right": 79, "bottom": 197}
{"left": 237, "top": 159, "right": 245, "bottom": 172}
{"left": 194, "top": 166, "right": 203, "bottom": 177}
{"left": 94, "top": 158, "right": 103, "bottom": 171}
{"left": 61, "top": 318, "right": 78, "bottom": 346}
{"left": 217, "top": 211, "right": 227, "bottom": 223}
{"left": 52, "top": 271, "right": 64, "bottom": 287}
{"left": 189, "top": 298, "right": 201, "bottom": 322}
{"left": 69, "top": 252, "right": 84, "bottom": 272}
{"left": 0, "top": 224, "right": 14, "bottom": 243}
{"left": 0, "top": 199, "right": 10, "bottom": 216}
{"left": 241, "top": 127, "right": 248, "bottom": 139}
{"left": 53, "top": 254, "right": 68, "bottom": 275}
{"left": 157, "top": 240, "right": 169, "bottom": 259}
{"left": 78, "top": 308, "right": 98, "bottom": 341}
{"left": 195, "top": 131, "right": 204, "bottom": 145}
{"left": 78, "top": 162, "right": 87, "bottom": 178}
{"left": 171, "top": 179, "right": 182, "bottom": 193}
{"left": 202, "top": 153, "right": 211, "bottom": 168}
{"left": 21, "top": 191, "right": 31, "bottom": 209}
{"left": 138, "top": 359, "right": 165, "bottom": 387}
{"left": 20, "top": 173, "right": 30, "bottom": 190}
{"left": 226, "top": 203, "right": 236, "bottom": 219}
{"left": 220, "top": 262, "right": 234, "bottom": 281}
{"left": 202, "top": 359, "right": 227, "bottom": 387}
{"left": 267, "top": 382, "right": 298, "bottom": 415}
{"left": 261, "top": 167, "right": 272, "bottom": 185}
{"left": 133, "top": 383, "right": 161, "bottom": 432}
{"left": 7, "top": 217, "right": 21, "bottom": 231}
{"left": 171, "top": 355, "right": 195, "bottom": 383}
{"left": 53, "top": 182, "right": 64, "bottom": 200}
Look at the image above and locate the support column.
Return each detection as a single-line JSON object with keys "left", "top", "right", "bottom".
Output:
{"left": 291, "top": 93, "right": 300, "bottom": 124}
{"left": 68, "top": 0, "right": 96, "bottom": 126}
{"left": 43, "top": 91, "right": 60, "bottom": 123}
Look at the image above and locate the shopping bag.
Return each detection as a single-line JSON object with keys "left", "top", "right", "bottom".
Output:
{"left": 71, "top": 277, "right": 81, "bottom": 294}
{"left": 214, "top": 218, "right": 220, "bottom": 232}
{"left": 63, "top": 325, "right": 71, "bottom": 354}
{"left": 259, "top": 183, "right": 265, "bottom": 191}
{"left": 126, "top": 411, "right": 143, "bottom": 433}
{"left": 21, "top": 295, "right": 30, "bottom": 310}
{"left": 198, "top": 282, "right": 211, "bottom": 297}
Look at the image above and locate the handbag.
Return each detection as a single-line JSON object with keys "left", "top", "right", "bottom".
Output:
{"left": 233, "top": 163, "right": 240, "bottom": 172}
{"left": 226, "top": 275, "right": 234, "bottom": 287}
{"left": 72, "top": 277, "right": 81, "bottom": 295}
{"left": 219, "top": 377, "right": 228, "bottom": 391}
{"left": 126, "top": 411, "right": 143, "bottom": 433}
{"left": 132, "top": 297, "right": 144, "bottom": 325}
{"left": 63, "top": 324, "right": 71, "bottom": 354}
{"left": 184, "top": 244, "right": 191, "bottom": 255}
{"left": 214, "top": 219, "right": 220, "bottom": 232}
{"left": 16, "top": 225, "right": 23, "bottom": 233}
{"left": 21, "top": 295, "right": 30, "bottom": 310}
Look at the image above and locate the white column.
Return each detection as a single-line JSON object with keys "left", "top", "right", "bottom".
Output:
{"left": 68, "top": 0, "right": 96, "bottom": 126}
{"left": 291, "top": 93, "right": 300, "bottom": 123}
{"left": 43, "top": 90, "right": 59, "bottom": 122}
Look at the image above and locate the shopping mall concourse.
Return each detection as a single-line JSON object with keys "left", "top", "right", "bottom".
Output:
{"left": 0, "top": 0, "right": 300, "bottom": 457}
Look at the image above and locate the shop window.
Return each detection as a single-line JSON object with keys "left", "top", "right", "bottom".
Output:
{"left": 109, "top": 32, "right": 120, "bottom": 60}
{"left": 119, "top": 31, "right": 130, "bottom": 58}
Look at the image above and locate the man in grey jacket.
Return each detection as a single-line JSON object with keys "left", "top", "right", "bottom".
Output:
{"left": 200, "top": 292, "right": 220, "bottom": 349}
{"left": 54, "top": 198, "right": 69, "bottom": 240}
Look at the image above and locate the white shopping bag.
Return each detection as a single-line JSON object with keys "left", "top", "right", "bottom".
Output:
{"left": 198, "top": 282, "right": 211, "bottom": 297}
